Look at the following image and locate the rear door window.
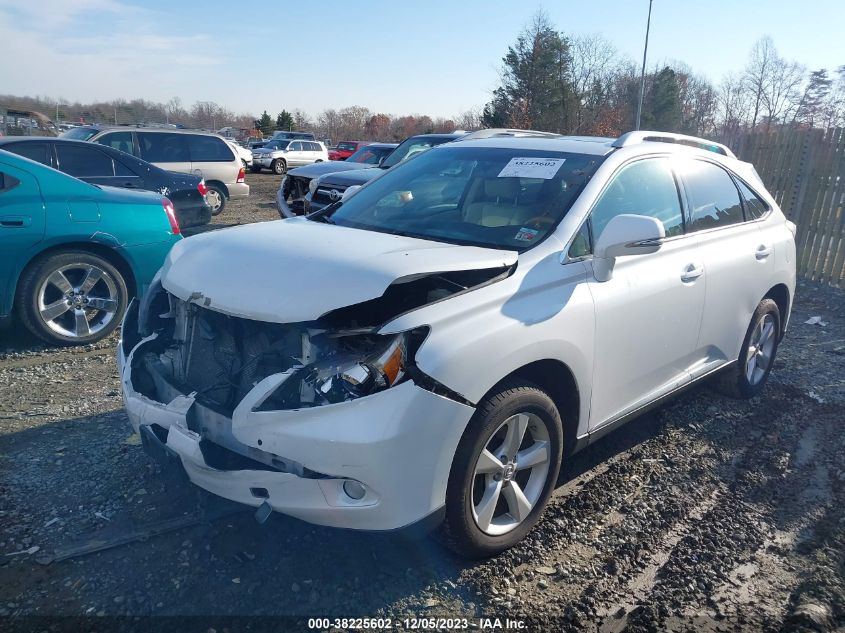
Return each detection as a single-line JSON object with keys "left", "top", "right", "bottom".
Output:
{"left": 138, "top": 133, "right": 190, "bottom": 163}
{"left": 4, "top": 142, "right": 51, "bottom": 167}
{"left": 735, "top": 179, "right": 770, "bottom": 220}
{"left": 680, "top": 160, "right": 745, "bottom": 231}
{"left": 97, "top": 131, "right": 135, "bottom": 155}
{"left": 55, "top": 144, "right": 115, "bottom": 177}
{"left": 188, "top": 135, "right": 234, "bottom": 162}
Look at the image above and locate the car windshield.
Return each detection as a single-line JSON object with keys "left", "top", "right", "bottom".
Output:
{"left": 347, "top": 145, "right": 391, "bottom": 164}
{"left": 60, "top": 127, "right": 98, "bottom": 141}
{"left": 320, "top": 146, "right": 605, "bottom": 251}
{"left": 381, "top": 136, "right": 454, "bottom": 169}
{"left": 337, "top": 142, "right": 358, "bottom": 151}
{"left": 264, "top": 140, "right": 290, "bottom": 150}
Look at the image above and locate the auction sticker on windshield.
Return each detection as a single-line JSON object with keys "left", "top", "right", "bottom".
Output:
{"left": 498, "top": 157, "right": 566, "bottom": 179}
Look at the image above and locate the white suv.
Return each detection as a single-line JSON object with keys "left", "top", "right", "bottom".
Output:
{"left": 251, "top": 139, "right": 328, "bottom": 174}
{"left": 118, "top": 131, "right": 795, "bottom": 558}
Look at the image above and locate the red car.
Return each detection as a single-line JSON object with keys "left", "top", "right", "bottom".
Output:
{"left": 328, "top": 141, "right": 369, "bottom": 161}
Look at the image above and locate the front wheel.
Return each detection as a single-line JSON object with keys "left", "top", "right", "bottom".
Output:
{"left": 715, "top": 298, "right": 782, "bottom": 398}
{"left": 16, "top": 250, "right": 128, "bottom": 346}
{"left": 205, "top": 184, "right": 226, "bottom": 215}
{"left": 437, "top": 381, "right": 563, "bottom": 558}
{"left": 272, "top": 159, "right": 286, "bottom": 175}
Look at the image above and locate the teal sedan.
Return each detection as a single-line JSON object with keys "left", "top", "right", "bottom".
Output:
{"left": 0, "top": 149, "right": 181, "bottom": 345}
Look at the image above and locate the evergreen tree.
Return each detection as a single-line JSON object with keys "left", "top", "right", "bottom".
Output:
{"left": 484, "top": 11, "right": 577, "bottom": 132}
{"left": 276, "top": 110, "right": 294, "bottom": 131}
{"left": 258, "top": 110, "right": 274, "bottom": 136}
{"left": 645, "top": 67, "right": 682, "bottom": 131}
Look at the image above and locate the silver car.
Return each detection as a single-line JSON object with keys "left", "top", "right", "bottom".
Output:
{"left": 251, "top": 140, "right": 328, "bottom": 175}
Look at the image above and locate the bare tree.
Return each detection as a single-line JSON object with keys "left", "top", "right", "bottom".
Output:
{"left": 568, "top": 33, "right": 621, "bottom": 132}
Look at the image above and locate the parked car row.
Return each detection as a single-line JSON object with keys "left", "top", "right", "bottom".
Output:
{"left": 62, "top": 125, "right": 249, "bottom": 215}
{"left": 0, "top": 137, "right": 212, "bottom": 228}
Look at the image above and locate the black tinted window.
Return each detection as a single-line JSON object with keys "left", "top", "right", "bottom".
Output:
{"left": 188, "top": 136, "right": 233, "bottom": 162}
{"left": 98, "top": 131, "right": 134, "bottom": 155}
{"left": 113, "top": 159, "right": 135, "bottom": 177}
{"left": 56, "top": 144, "right": 114, "bottom": 177}
{"left": 0, "top": 172, "right": 21, "bottom": 192}
{"left": 682, "top": 160, "right": 744, "bottom": 231}
{"left": 290, "top": 142, "right": 302, "bottom": 152}
{"left": 138, "top": 133, "right": 190, "bottom": 163}
{"left": 5, "top": 142, "right": 50, "bottom": 166}
{"left": 736, "top": 179, "right": 770, "bottom": 220}
{"left": 308, "top": 142, "right": 321, "bottom": 152}
{"left": 591, "top": 158, "right": 685, "bottom": 239}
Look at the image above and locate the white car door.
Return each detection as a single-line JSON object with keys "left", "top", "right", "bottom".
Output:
{"left": 288, "top": 141, "right": 304, "bottom": 166}
{"left": 584, "top": 157, "right": 706, "bottom": 428}
{"left": 676, "top": 159, "right": 775, "bottom": 377}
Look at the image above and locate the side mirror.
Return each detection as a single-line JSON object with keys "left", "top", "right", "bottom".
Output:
{"left": 593, "top": 214, "right": 665, "bottom": 282}
{"left": 341, "top": 185, "right": 361, "bottom": 201}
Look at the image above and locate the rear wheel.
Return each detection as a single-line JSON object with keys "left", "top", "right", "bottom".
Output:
{"left": 715, "top": 298, "right": 781, "bottom": 398}
{"left": 17, "top": 250, "right": 128, "bottom": 346}
{"left": 272, "top": 159, "right": 287, "bottom": 175}
{"left": 205, "top": 184, "right": 226, "bottom": 215}
{"left": 437, "top": 381, "right": 563, "bottom": 558}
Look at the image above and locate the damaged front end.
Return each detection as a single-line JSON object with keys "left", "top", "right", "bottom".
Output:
{"left": 116, "top": 263, "right": 505, "bottom": 529}
{"left": 132, "top": 284, "right": 436, "bottom": 415}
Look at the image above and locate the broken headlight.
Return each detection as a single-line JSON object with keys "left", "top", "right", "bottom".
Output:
{"left": 262, "top": 328, "right": 428, "bottom": 410}
{"left": 310, "top": 333, "right": 407, "bottom": 403}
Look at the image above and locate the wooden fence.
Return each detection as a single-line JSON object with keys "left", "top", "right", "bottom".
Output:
{"left": 728, "top": 127, "right": 845, "bottom": 287}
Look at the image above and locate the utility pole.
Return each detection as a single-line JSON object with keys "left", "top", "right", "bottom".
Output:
{"left": 635, "top": 0, "right": 653, "bottom": 131}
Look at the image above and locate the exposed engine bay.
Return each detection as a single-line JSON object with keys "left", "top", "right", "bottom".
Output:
{"left": 130, "top": 264, "right": 511, "bottom": 416}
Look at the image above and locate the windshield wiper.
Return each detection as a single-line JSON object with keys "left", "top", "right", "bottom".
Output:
{"left": 309, "top": 213, "right": 335, "bottom": 224}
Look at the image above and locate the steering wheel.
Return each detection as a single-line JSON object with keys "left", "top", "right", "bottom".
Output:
{"left": 525, "top": 215, "right": 555, "bottom": 228}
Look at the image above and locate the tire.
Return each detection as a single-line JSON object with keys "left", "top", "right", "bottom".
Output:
{"left": 272, "top": 159, "right": 286, "bottom": 175}
{"left": 242, "top": 159, "right": 248, "bottom": 170}
{"left": 205, "top": 184, "right": 226, "bottom": 216}
{"left": 16, "top": 250, "right": 128, "bottom": 346}
{"left": 250, "top": 165, "right": 262, "bottom": 173}
{"left": 715, "top": 298, "right": 781, "bottom": 399}
{"left": 437, "top": 380, "right": 563, "bottom": 558}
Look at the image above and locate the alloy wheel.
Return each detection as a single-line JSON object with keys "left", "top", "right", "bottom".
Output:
{"left": 37, "top": 264, "right": 119, "bottom": 339}
{"left": 471, "top": 412, "right": 551, "bottom": 536}
{"left": 746, "top": 313, "right": 776, "bottom": 385}
{"left": 206, "top": 189, "right": 223, "bottom": 213}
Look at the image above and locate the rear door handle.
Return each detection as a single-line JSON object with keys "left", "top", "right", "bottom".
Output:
{"left": 681, "top": 263, "right": 704, "bottom": 282}
{"left": 755, "top": 244, "right": 773, "bottom": 260}
{"left": 0, "top": 216, "right": 31, "bottom": 228}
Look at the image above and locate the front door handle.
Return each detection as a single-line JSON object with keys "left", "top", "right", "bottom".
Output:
{"left": 755, "top": 244, "right": 773, "bottom": 260}
{"left": 0, "top": 216, "right": 31, "bottom": 228}
{"left": 681, "top": 263, "right": 704, "bottom": 282}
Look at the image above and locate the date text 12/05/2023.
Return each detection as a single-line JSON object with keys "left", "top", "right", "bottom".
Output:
{"left": 307, "top": 617, "right": 527, "bottom": 630}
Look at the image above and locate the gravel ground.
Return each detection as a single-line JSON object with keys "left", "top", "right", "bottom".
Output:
{"left": 1, "top": 172, "right": 843, "bottom": 631}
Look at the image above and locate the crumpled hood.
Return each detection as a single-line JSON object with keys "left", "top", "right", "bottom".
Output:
{"left": 161, "top": 217, "right": 517, "bottom": 323}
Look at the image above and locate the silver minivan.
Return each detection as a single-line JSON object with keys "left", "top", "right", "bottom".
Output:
{"left": 63, "top": 127, "right": 249, "bottom": 215}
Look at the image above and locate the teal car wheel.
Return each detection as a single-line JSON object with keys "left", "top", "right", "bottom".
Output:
{"left": 17, "top": 250, "right": 128, "bottom": 345}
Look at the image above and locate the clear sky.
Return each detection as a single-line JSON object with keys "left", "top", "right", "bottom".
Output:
{"left": 1, "top": 0, "right": 842, "bottom": 118}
